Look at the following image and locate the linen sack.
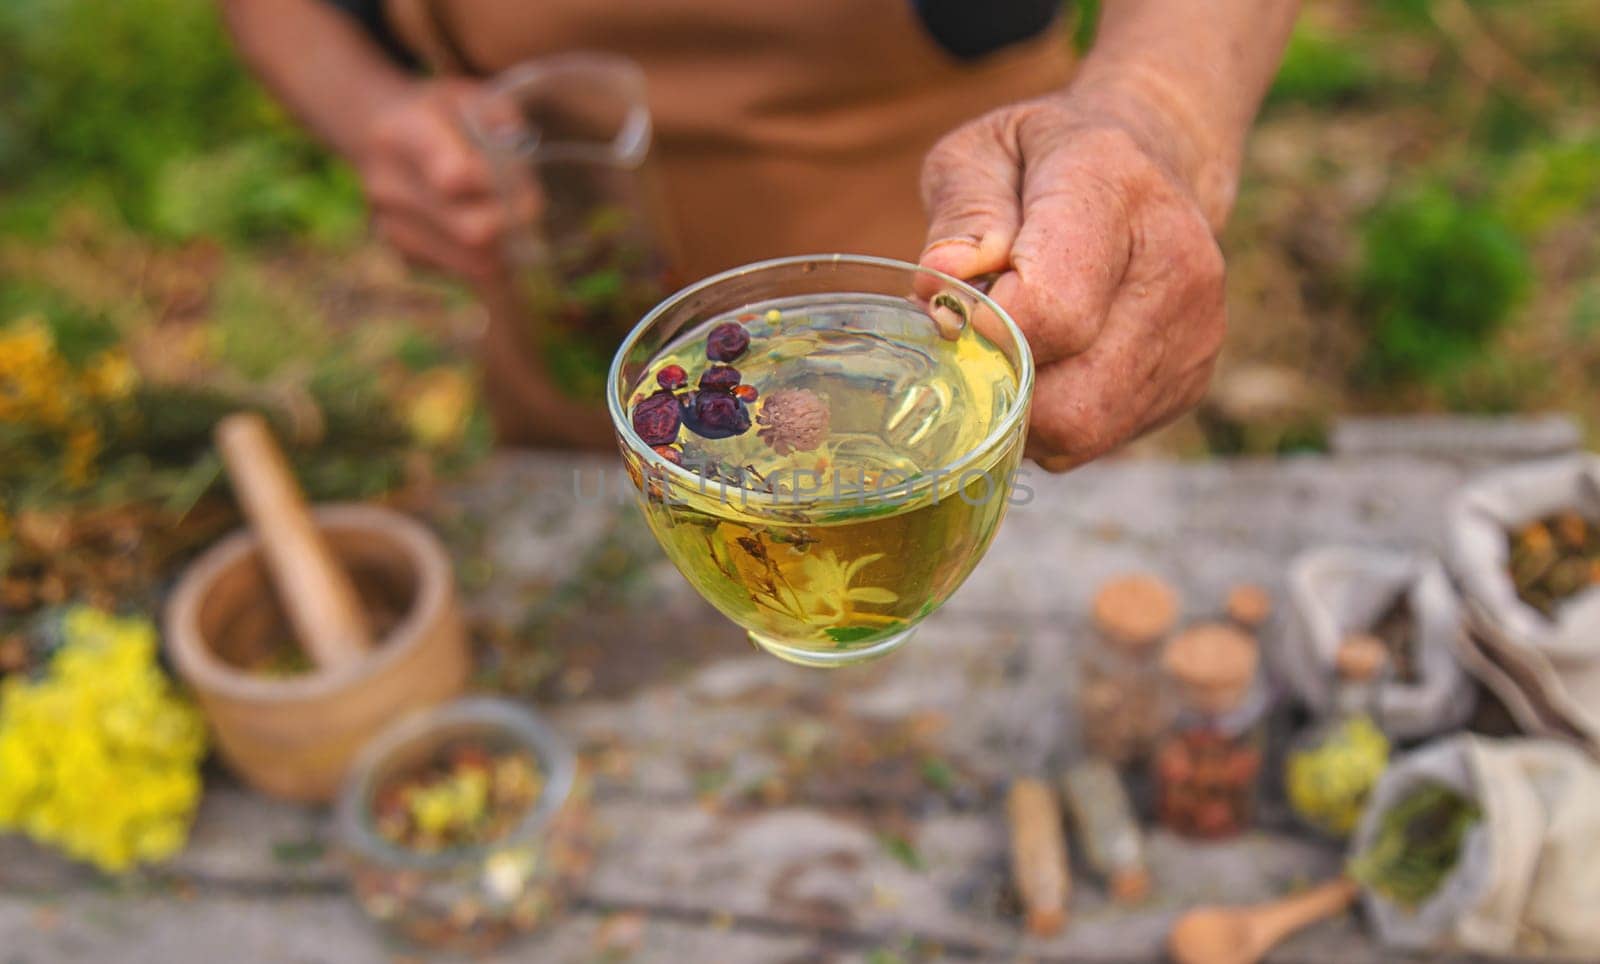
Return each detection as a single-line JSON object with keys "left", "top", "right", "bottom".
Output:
{"left": 1352, "top": 735, "right": 1600, "bottom": 959}
{"left": 1284, "top": 546, "right": 1475, "bottom": 740}
{"left": 1446, "top": 456, "right": 1600, "bottom": 752}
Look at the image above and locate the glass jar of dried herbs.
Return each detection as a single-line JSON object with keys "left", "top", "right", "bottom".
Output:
{"left": 1154, "top": 623, "right": 1266, "bottom": 839}
{"left": 1078, "top": 574, "right": 1179, "bottom": 765}
{"left": 337, "top": 699, "right": 585, "bottom": 953}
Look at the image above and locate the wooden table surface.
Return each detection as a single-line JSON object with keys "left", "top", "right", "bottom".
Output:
{"left": 1, "top": 447, "right": 1537, "bottom": 963}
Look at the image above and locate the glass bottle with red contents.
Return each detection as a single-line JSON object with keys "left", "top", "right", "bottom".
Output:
{"left": 1154, "top": 623, "right": 1266, "bottom": 839}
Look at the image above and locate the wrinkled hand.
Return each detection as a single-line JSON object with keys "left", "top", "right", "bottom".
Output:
{"left": 355, "top": 79, "right": 528, "bottom": 284}
{"left": 919, "top": 95, "right": 1227, "bottom": 471}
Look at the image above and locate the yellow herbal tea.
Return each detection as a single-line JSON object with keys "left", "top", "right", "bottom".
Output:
{"left": 619, "top": 284, "right": 1027, "bottom": 667}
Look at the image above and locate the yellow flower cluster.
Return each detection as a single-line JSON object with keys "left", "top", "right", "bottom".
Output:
{"left": 0, "top": 608, "right": 207, "bottom": 873}
{"left": 0, "top": 317, "right": 137, "bottom": 488}
{"left": 408, "top": 766, "right": 491, "bottom": 839}
{"left": 403, "top": 366, "right": 474, "bottom": 448}
{"left": 1286, "top": 714, "right": 1391, "bottom": 837}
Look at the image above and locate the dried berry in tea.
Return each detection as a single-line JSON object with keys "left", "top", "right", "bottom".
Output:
{"left": 630, "top": 390, "right": 682, "bottom": 447}
{"left": 656, "top": 364, "right": 688, "bottom": 390}
{"left": 705, "top": 322, "right": 751, "bottom": 362}
{"left": 682, "top": 391, "right": 751, "bottom": 440}
{"left": 699, "top": 365, "right": 742, "bottom": 394}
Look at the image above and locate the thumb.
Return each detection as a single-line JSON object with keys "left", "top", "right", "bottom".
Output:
{"left": 918, "top": 124, "right": 1022, "bottom": 281}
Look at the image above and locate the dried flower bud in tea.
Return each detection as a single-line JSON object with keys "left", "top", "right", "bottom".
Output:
{"left": 757, "top": 388, "right": 831, "bottom": 456}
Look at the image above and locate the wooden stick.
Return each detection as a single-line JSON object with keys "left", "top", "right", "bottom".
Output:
{"left": 1007, "top": 777, "right": 1071, "bottom": 937}
{"left": 215, "top": 413, "right": 374, "bottom": 669}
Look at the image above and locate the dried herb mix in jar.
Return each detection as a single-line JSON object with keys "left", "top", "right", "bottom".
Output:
{"left": 1155, "top": 623, "right": 1265, "bottom": 839}
{"left": 1285, "top": 635, "right": 1392, "bottom": 838}
{"left": 371, "top": 743, "right": 545, "bottom": 852}
{"left": 1078, "top": 574, "right": 1179, "bottom": 764}
{"left": 347, "top": 733, "right": 585, "bottom": 947}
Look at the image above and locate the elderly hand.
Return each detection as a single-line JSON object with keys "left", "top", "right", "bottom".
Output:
{"left": 919, "top": 94, "right": 1228, "bottom": 472}
{"left": 354, "top": 79, "right": 525, "bottom": 284}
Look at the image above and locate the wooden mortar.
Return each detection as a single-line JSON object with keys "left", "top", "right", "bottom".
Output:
{"left": 164, "top": 417, "right": 469, "bottom": 802}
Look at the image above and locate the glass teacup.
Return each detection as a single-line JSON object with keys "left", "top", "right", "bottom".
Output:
{"left": 607, "top": 255, "right": 1033, "bottom": 667}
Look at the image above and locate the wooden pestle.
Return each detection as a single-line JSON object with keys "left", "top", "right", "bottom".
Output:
{"left": 1167, "top": 876, "right": 1360, "bottom": 964}
{"left": 1006, "top": 777, "right": 1072, "bottom": 937}
{"left": 215, "top": 413, "right": 374, "bottom": 670}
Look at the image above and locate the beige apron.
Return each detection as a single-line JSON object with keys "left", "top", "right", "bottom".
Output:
{"left": 386, "top": 0, "right": 1074, "bottom": 445}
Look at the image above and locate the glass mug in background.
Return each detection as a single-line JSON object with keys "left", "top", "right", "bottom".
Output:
{"left": 464, "top": 54, "right": 680, "bottom": 437}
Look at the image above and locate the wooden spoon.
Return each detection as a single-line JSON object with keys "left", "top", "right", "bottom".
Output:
{"left": 1168, "top": 876, "right": 1359, "bottom": 964}
{"left": 215, "top": 413, "right": 374, "bottom": 669}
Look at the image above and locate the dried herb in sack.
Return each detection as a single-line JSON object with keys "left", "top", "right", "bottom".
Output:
{"left": 1349, "top": 781, "right": 1481, "bottom": 909}
{"left": 1508, "top": 512, "right": 1600, "bottom": 618}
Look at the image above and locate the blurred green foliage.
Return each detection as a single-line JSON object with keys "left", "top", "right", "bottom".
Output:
{"left": 1269, "top": 22, "right": 1381, "bottom": 106}
{"left": 1357, "top": 186, "right": 1531, "bottom": 383}
{"left": 0, "top": 0, "right": 362, "bottom": 243}
{"left": 1067, "top": 0, "right": 1101, "bottom": 54}
{"left": 1572, "top": 284, "right": 1600, "bottom": 339}
{"left": 1469, "top": 91, "right": 1553, "bottom": 158}
{"left": 1436, "top": 354, "right": 1554, "bottom": 415}
{"left": 1496, "top": 138, "right": 1600, "bottom": 236}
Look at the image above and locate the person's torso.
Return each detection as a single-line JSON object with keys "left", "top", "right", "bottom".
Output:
{"left": 385, "top": 0, "right": 1075, "bottom": 277}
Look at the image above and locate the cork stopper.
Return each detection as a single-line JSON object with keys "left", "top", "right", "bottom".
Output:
{"left": 1335, "top": 633, "right": 1389, "bottom": 683}
{"left": 1163, "top": 622, "right": 1259, "bottom": 713}
{"left": 1109, "top": 866, "right": 1152, "bottom": 905}
{"left": 1225, "top": 584, "right": 1272, "bottom": 630}
{"left": 1092, "top": 574, "right": 1179, "bottom": 649}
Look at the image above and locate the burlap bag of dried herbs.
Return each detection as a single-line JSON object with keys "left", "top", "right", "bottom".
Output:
{"left": 1349, "top": 735, "right": 1600, "bottom": 959}
{"left": 1446, "top": 456, "right": 1600, "bottom": 752}
{"left": 1283, "top": 546, "right": 1475, "bottom": 740}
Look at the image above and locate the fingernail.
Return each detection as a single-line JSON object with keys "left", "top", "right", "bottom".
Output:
{"left": 921, "top": 237, "right": 980, "bottom": 259}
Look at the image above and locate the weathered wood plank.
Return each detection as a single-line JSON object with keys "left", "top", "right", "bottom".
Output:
{"left": 3, "top": 452, "right": 1538, "bottom": 962}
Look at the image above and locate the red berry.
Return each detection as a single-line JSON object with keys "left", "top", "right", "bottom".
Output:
{"left": 699, "top": 365, "right": 742, "bottom": 393}
{"left": 652, "top": 445, "right": 683, "bottom": 465}
{"left": 733, "top": 384, "right": 758, "bottom": 403}
{"left": 631, "top": 390, "right": 682, "bottom": 446}
{"left": 706, "top": 322, "right": 750, "bottom": 362}
{"left": 656, "top": 364, "right": 688, "bottom": 390}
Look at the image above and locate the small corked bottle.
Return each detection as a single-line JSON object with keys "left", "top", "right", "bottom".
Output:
{"left": 1061, "top": 758, "right": 1151, "bottom": 905}
{"left": 1078, "top": 574, "right": 1179, "bottom": 765}
{"left": 1225, "top": 583, "right": 1272, "bottom": 635}
{"left": 1154, "top": 623, "right": 1267, "bottom": 839}
{"left": 1284, "top": 634, "right": 1392, "bottom": 838}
